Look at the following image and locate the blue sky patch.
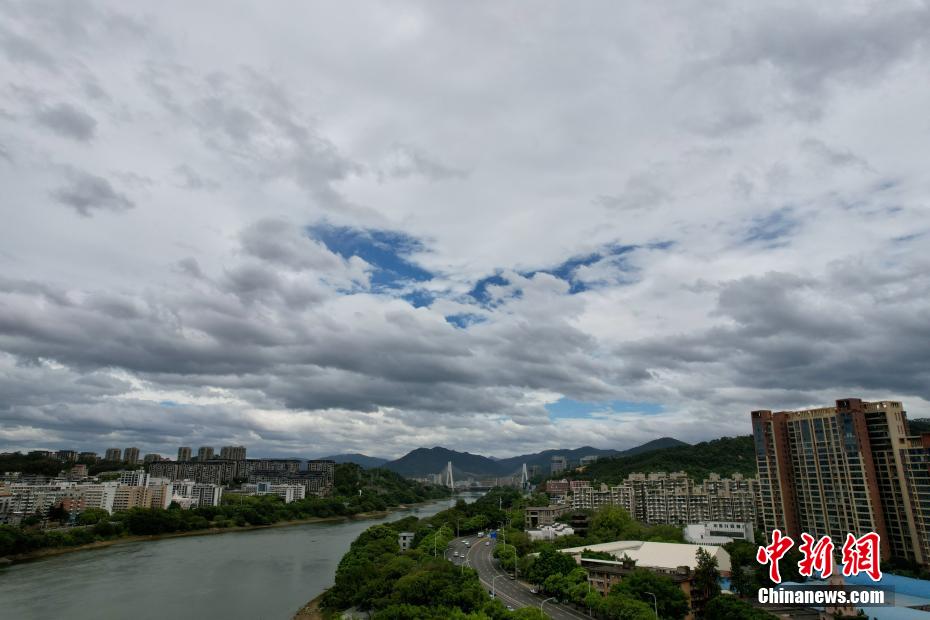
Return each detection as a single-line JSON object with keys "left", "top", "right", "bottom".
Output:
{"left": 745, "top": 207, "right": 799, "bottom": 245}
{"left": 445, "top": 313, "right": 487, "bottom": 328}
{"left": 467, "top": 273, "right": 510, "bottom": 303}
{"left": 310, "top": 224, "right": 434, "bottom": 289}
{"left": 546, "top": 397, "right": 664, "bottom": 419}
{"left": 402, "top": 288, "right": 435, "bottom": 308}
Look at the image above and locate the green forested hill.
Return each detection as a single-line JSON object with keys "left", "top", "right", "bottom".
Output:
{"left": 570, "top": 436, "right": 756, "bottom": 483}
{"left": 909, "top": 418, "right": 930, "bottom": 434}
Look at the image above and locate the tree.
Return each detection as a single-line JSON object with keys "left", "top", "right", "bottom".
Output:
{"left": 589, "top": 505, "right": 635, "bottom": 542}
{"left": 723, "top": 540, "right": 759, "bottom": 597}
{"left": 704, "top": 595, "right": 777, "bottom": 619}
{"left": 77, "top": 508, "right": 109, "bottom": 525}
{"left": 493, "top": 542, "right": 517, "bottom": 571}
{"left": 692, "top": 547, "right": 722, "bottom": 618}
{"left": 612, "top": 569, "right": 689, "bottom": 620}
{"left": 525, "top": 546, "right": 578, "bottom": 585}
{"left": 597, "top": 592, "right": 656, "bottom": 620}
{"left": 47, "top": 504, "right": 69, "bottom": 524}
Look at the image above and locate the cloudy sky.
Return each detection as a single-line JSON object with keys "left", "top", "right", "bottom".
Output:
{"left": 1, "top": 1, "right": 929, "bottom": 460}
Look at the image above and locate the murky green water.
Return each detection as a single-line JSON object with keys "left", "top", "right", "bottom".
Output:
{"left": 0, "top": 494, "right": 479, "bottom": 619}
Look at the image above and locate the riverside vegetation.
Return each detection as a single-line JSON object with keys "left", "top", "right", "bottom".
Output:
{"left": 0, "top": 463, "right": 447, "bottom": 558}
{"left": 323, "top": 488, "right": 775, "bottom": 620}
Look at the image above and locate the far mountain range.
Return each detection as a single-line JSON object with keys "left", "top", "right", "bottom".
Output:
{"left": 320, "top": 437, "right": 687, "bottom": 478}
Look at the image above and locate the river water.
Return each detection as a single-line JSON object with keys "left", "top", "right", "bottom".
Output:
{"left": 0, "top": 493, "right": 480, "bottom": 620}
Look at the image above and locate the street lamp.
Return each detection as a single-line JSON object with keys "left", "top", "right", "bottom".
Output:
{"left": 492, "top": 574, "right": 506, "bottom": 598}
{"left": 644, "top": 591, "right": 658, "bottom": 619}
{"left": 541, "top": 596, "right": 556, "bottom": 614}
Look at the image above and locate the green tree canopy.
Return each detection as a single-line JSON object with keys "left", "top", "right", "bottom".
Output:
{"left": 611, "top": 569, "right": 689, "bottom": 620}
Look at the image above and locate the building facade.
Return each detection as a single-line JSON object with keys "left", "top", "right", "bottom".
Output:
{"left": 752, "top": 398, "right": 930, "bottom": 564}
{"left": 123, "top": 447, "right": 140, "bottom": 465}
{"left": 177, "top": 447, "right": 192, "bottom": 462}
{"left": 220, "top": 446, "right": 247, "bottom": 461}
{"left": 104, "top": 448, "right": 122, "bottom": 462}
{"left": 608, "top": 472, "right": 758, "bottom": 527}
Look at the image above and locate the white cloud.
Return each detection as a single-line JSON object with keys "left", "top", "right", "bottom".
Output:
{"left": 1, "top": 0, "right": 929, "bottom": 458}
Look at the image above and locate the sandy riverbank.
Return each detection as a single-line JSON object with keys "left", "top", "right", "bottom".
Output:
{"left": 1, "top": 505, "right": 422, "bottom": 565}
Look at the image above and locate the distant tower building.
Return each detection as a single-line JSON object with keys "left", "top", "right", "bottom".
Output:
{"left": 551, "top": 455, "right": 568, "bottom": 475}
{"left": 56, "top": 450, "right": 78, "bottom": 462}
{"left": 177, "top": 447, "right": 192, "bottom": 462}
{"left": 105, "top": 448, "right": 122, "bottom": 462}
{"left": 79, "top": 451, "right": 99, "bottom": 462}
{"left": 143, "top": 453, "right": 161, "bottom": 464}
{"left": 197, "top": 447, "right": 215, "bottom": 462}
{"left": 220, "top": 446, "right": 246, "bottom": 460}
{"left": 123, "top": 447, "right": 140, "bottom": 465}
{"left": 579, "top": 455, "right": 599, "bottom": 467}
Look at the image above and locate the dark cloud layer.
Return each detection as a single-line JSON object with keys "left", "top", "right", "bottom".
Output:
{"left": 1, "top": 1, "right": 929, "bottom": 458}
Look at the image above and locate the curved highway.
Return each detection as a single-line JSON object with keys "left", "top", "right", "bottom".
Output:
{"left": 447, "top": 535, "right": 591, "bottom": 620}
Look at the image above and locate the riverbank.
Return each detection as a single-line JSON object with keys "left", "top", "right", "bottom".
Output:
{"left": 293, "top": 591, "right": 329, "bottom": 620}
{"left": 1, "top": 504, "right": 430, "bottom": 565}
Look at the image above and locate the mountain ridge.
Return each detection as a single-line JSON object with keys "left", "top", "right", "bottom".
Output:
{"left": 381, "top": 437, "right": 688, "bottom": 478}
{"left": 319, "top": 453, "right": 389, "bottom": 469}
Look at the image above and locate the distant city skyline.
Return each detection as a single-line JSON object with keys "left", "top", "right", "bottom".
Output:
{"left": 2, "top": 2, "right": 930, "bottom": 458}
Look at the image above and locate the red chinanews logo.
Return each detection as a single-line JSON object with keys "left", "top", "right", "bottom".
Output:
{"left": 756, "top": 530, "right": 882, "bottom": 583}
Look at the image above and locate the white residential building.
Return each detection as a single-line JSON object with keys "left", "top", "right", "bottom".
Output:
{"left": 119, "top": 469, "right": 150, "bottom": 487}
{"left": 192, "top": 483, "right": 223, "bottom": 507}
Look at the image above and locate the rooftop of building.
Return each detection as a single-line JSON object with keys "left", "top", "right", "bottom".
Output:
{"left": 558, "top": 540, "right": 731, "bottom": 573}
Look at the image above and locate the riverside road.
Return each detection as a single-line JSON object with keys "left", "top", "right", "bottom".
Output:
{"left": 448, "top": 535, "right": 592, "bottom": 620}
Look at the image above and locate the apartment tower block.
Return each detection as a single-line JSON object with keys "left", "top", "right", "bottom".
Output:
{"left": 752, "top": 398, "right": 930, "bottom": 564}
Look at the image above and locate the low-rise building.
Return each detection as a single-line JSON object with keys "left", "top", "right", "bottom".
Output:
{"left": 524, "top": 504, "right": 572, "bottom": 529}
{"left": 399, "top": 531, "right": 415, "bottom": 551}
{"left": 242, "top": 482, "right": 305, "bottom": 503}
{"left": 527, "top": 523, "right": 575, "bottom": 541}
{"left": 684, "top": 521, "right": 754, "bottom": 546}
{"left": 560, "top": 540, "right": 731, "bottom": 620}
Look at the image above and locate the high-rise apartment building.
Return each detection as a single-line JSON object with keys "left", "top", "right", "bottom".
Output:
{"left": 177, "top": 447, "right": 192, "bottom": 462}
{"left": 197, "top": 447, "right": 214, "bottom": 462}
{"left": 123, "top": 447, "right": 140, "bottom": 465}
{"left": 219, "top": 446, "right": 246, "bottom": 460}
{"left": 752, "top": 398, "right": 930, "bottom": 564}
{"left": 609, "top": 472, "right": 757, "bottom": 526}
{"left": 56, "top": 450, "right": 77, "bottom": 462}
{"left": 104, "top": 448, "right": 122, "bottom": 462}
{"left": 551, "top": 455, "right": 568, "bottom": 475}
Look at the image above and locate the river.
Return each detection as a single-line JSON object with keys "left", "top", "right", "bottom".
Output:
{"left": 0, "top": 493, "right": 482, "bottom": 620}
